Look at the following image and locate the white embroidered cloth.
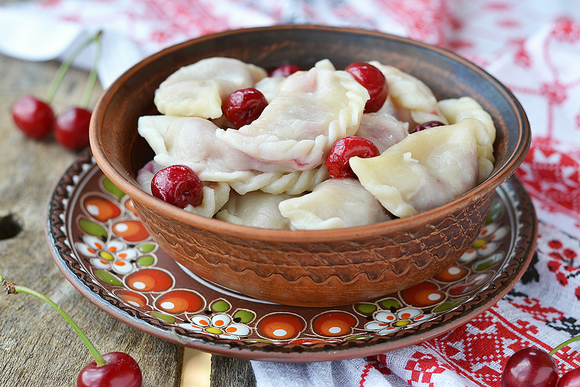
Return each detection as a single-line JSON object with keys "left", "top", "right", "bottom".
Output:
{"left": 2, "top": 1, "right": 580, "bottom": 385}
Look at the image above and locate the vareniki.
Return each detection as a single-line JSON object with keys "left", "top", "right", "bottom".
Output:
{"left": 137, "top": 57, "right": 496, "bottom": 230}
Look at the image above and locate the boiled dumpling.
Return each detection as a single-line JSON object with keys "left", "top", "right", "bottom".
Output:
{"left": 136, "top": 160, "right": 231, "bottom": 218}
{"left": 355, "top": 110, "right": 408, "bottom": 153}
{"left": 216, "top": 191, "right": 292, "bottom": 229}
{"left": 437, "top": 97, "right": 496, "bottom": 182}
{"left": 215, "top": 63, "right": 369, "bottom": 170}
{"left": 154, "top": 57, "right": 267, "bottom": 119}
{"left": 350, "top": 118, "right": 491, "bottom": 217}
{"left": 278, "top": 178, "right": 391, "bottom": 230}
{"left": 369, "top": 61, "right": 447, "bottom": 128}
{"left": 138, "top": 115, "right": 330, "bottom": 195}
{"left": 138, "top": 115, "right": 289, "bottom": 179}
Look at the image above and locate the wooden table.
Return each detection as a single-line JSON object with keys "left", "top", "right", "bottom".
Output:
{"left": 0, "top": 6, "right": 256, "bottom": 386}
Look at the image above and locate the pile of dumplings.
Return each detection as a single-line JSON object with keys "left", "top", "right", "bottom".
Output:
{"left": 136, "top": 57, "right": 496, "bottom": 230}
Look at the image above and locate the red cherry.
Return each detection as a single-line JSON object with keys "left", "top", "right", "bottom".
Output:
{"left": 223, "top": 88, "right": 268, "bottom": 128}
{"left": 412, "top": 120, "right": 446, "bottom": 133}
{"left": 345, "top": 62, "right": 388, "bottom": 113}
{"left": 501, "top": 347, "right": 558, "bottom": 387}
{"left": 54, "top": 107, "right": 92, "bottom": 151}
{"left": 558, "top": 368, "right": 580, "bottom": 387}
{"left": 11, "top": 95, "right": 55, "bottom": 139}
{"left": 269, "top": 64, "right": 303, "bottom": 77}
{"left": 77, "top": 352, "right": 142, "bottom": 387}
{"left": 325, "top": 136, "right": 380, "bottom": 179}
{"left": 151, "top": 165, "right": 203, "bottom": 209}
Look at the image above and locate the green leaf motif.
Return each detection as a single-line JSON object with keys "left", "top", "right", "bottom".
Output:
{"left": 211, "top": 300, "right": 231, "bottom": 313}
{"left": 233, "top": 309, "right": 255, "bottom": 323}
{"left": 79, "top": 218, "right": 107, "bottom": 239}
{"left": 137, "top": 255, "right": 155, "bottom": 267}
{"left": 151, "top": 312, "right": 176, "bottom": 323}
{"left": 356, "top": 303, "right": 377, "bottom": 314}
{"left": 139, "top": 243, "right": 156, "bottom": 253}
{"left": 433, "top": 297, "right": 466, "bottom": 313}
{"left": 94, "top": 270, "right": 123, "bottom": 286}
{"left": 102, "top": 177, "right": 125, "bottom": 200}
{"left": 379, "top": 298, "right": 400, "bottom": 311}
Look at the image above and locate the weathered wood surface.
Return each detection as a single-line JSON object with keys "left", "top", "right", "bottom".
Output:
{"left": 210, "top": 356, "right": 256, "bottom": 387}
{"left": 0, "top": 2, "right": 258, "bottom": 385}
{"left": 0, "top": 39, "right": 184, "bottom": 387}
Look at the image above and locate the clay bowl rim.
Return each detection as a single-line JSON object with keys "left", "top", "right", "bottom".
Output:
{"left": 90, "top": 24, "right": 531, "bottom": 243}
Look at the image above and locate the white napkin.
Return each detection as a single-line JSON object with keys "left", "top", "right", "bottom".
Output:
{"left": 0, "top": 0, "right": 411, "bottom": 89}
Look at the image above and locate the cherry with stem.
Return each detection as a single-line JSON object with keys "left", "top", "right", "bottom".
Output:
{"left": 502, "top": 335, "right": 580, "bottom": 387}
{"left": 55, "top": 31, "right": 103, "bottom": 151}
{"left": 11, "top": 31, "right": 102, "bottom": 141}
{"left": 1, "top": 275, "right": 142, "bottom": 387}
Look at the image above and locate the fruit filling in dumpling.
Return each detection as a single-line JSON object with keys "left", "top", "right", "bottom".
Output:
{"left": 215, "top": 62, "right": 369, "bottom": 171}
{"left": 350, "top": 118, "right": 491, "bottom": 218}
{"left": 278, "top": 178, "right": 391, "bottom": 230}
{"left": 154, "top": 57, "right": 267, "bottom": 119}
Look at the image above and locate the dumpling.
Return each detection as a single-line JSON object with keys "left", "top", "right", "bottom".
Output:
{"left": 154, "top": 57, "right": 267, "bottom": 119}
{"left": 254, "top": 75, "right": 286, "bottom": 103}
{"left": 278, "top": 178, "right": 391, "bottom": 230}
{"left": 355, "top": 110, "right": 408, "bottom": 153}
{"left": 138, "top": 115, "right": 288, "bottom": 178}
{"left": 216, "top": 191, "right": 292, "bottom": 229}
{"left": 136, "top": 160, "right": 231, "bottom": 218}
{"left": 215, "top": 63, "right": 369, "bottom": 170}
{"left": 437, "top": 97, "right": 496, "bottom": 182}
{"left": 350, "top": 118, "right": 491, "bottom": 218}
{"left": 369, "top": 61, "right": 447, "bottom": 128}
{"left": 138, "top": 115, "right": 329, "bottom": 195}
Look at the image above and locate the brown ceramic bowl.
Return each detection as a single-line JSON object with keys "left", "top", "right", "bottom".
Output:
{"left": 90, "top": 25, "right": 530, "bottom": 307}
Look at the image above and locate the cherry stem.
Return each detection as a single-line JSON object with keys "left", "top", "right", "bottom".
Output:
{"left": 45, "top": 30, "right": 103, "bottom": 105}
{"left": 0, "top": 276, "right": 107, "bottom": 367}
{"left": 80, "top": 31, "right": 102, "bottom": 109}
{"left": 550, "top": 335, "right": 580, "bottom": 356}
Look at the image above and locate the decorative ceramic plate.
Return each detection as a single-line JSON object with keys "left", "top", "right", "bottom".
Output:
{"left": 46, "top": 150, "right": 537, "bottom": 362}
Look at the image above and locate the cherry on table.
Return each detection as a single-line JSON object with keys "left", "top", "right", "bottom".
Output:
{"left": 11, "top": 95, "right": 55, "bottom": 139}
{"left": 223, "top": 88, "right": 268, "bottom": 128}
{"left": 325, "top": 136, "right": 380, "bottom": 179}
{"left": 345, "top": 62, "right": 388, "bottom": 113}
{"left": 54, "top": 107, "right": 92, "bottom": 151}
{"left": 558, "top": 368, "right": 580, "bottom": 387}
{"left": 1, "top": 276, "right": 142, "bottom": 387}
{"left": 151, "top": 165, "right": 204, "bottom": 209}
{"left": 501, "top": 347, "right": 559, "bottom": 387}
{"left": 77, "top": 352, "right": 142, "bottom": 387}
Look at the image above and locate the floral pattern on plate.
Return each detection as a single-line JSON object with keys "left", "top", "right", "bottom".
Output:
{"left": 46, "top": 150, "right": 537, "bottom": 361}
